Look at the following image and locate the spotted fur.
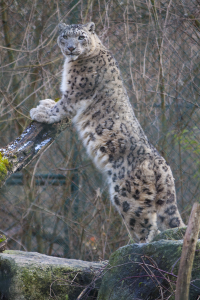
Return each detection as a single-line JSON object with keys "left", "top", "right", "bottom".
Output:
{"left": 30, "top": 22, "right": 185, "bottom": 243}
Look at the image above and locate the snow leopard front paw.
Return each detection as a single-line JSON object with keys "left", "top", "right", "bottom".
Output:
{"left": 30, "top": 99, "right": 58, "bottom": 124}
{"left": 37, "top": 99, "right": 56, "bottom": 108}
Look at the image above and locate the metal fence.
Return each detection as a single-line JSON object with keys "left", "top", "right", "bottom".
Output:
{"left": 0, "top": 0, "right": 199, "bottom": 260}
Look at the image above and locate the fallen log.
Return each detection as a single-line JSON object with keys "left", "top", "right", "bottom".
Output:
{"left": 0, "top": 118, "right": 70, "bottom": 188}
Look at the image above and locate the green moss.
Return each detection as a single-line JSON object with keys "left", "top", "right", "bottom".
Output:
{"left": 19, "top": 265, "right": 92, "bottom": 300}
{"left": 0, "top": 152, "right": 11, "bottom": 181}
{"left": 139, "top": 282, "right": 143, "bottom": 287}
{"left": 54, "top": 98, "right": 60, "bottom": 102}
{"left": 0, "top": 235, "right": 6, "bottom": 243}
{"left": 4, "top": 250, "right": 18, "bottom": 254}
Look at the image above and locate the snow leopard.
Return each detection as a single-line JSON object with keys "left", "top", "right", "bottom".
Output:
{"left": 30, "top": 22, "right": 185, "bottom": 243}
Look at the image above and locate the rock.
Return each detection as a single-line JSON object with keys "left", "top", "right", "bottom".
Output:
{"left": 97, "top": 228, "right": 200, "bottom": 300}
{"left": 2, "top": 229, "right": 200, "bottom": 300}
{"left": 0, "top": 250, "right": 105, "bottom": 300}
{"left": 152, "top": 226, "right": 188, "bottom": 241}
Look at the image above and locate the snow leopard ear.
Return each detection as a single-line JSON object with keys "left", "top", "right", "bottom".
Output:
{"left": 58, "top": 23, "right": 68, "bottom": 34}
{"left": 85, "top": 22, "right": 95, "bottom": 33}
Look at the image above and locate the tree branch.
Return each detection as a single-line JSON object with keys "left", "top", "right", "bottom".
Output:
{"left": 0, "top": 118, "right": 70, "bottom": 188}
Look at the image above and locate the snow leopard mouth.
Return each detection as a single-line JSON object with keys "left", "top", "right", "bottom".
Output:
{"left": 64, "top": 53, "right": 80, "bottom": 62}
{"left": 65, "top": 49, "right": 81, "bottom": 56}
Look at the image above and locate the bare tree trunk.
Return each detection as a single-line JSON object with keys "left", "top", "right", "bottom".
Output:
{"left": 0, "top": 118, "right": 70, "bottom": 188}
{"left": 175, "top": 202, "right": 200, "bottom": 300}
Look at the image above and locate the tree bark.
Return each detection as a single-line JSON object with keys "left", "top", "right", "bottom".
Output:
{"left": 0, "top": 118, "right": 70, "bottom": 188}
{"left": 175, "top": 202, "right": 200, "bottom": 300}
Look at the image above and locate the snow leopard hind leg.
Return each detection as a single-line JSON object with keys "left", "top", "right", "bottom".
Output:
{"left": 154, "top": 158, "right": 185, "bottom": 231}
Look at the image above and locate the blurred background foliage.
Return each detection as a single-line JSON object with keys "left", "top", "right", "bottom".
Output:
{"left": 0, "top": 0, "right": 199, "bottom": 260}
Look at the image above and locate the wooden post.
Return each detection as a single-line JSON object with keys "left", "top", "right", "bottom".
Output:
{"left": 175, "top": 202, "right": 200, "bottom": 300}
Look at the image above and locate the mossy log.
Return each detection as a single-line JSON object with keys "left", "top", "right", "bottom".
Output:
{"left": 0, "top": 118, "right": 70, "bottom": 188}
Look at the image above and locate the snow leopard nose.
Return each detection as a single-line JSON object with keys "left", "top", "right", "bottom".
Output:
{"left": 68, "top": 46, "right": 76, "bottom": 52}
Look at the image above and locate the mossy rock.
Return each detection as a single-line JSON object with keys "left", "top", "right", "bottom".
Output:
{"left": 98, "top": 237, "right": 200, "bottom": 300}
{"left": 0, "top": 250, "right": 105, "bottom": 300}
{"left": 153, "top": 226, "right": 188, "bottom": 241}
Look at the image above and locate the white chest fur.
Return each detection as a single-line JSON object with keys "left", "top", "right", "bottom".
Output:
{"left": 60, "top": 59, "right": 71, "bottom": 94}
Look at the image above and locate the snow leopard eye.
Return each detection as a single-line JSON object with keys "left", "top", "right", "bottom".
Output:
{"left": 62, "top": 35, "right": 68, "bottom": 39}
{"left": 78, "top": 36, "right": 85, "bottom": 40}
